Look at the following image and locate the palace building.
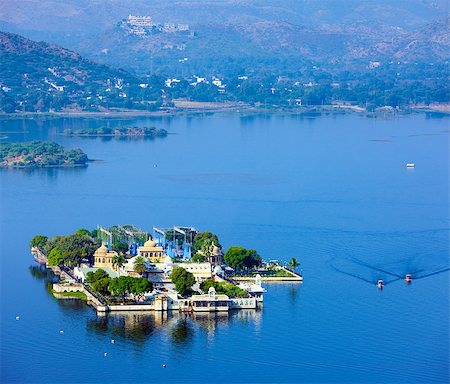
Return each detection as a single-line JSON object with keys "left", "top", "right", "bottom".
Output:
{"left": 93, "top": 244, "right": 119, "bottom": 270}
{"left": 138, "top": 238, "right": 165, "bottom": 262}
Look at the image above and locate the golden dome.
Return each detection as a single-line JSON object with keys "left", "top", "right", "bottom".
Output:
{"left": 95, "top": 244, "right": 108, "bottom": 256}
{"left": 144, "top": 238, "right": 156, "bottom": 247}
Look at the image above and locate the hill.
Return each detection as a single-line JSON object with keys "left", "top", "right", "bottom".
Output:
{"left": 0, "top": 0, "right": 448, "bottom": 75}
{"left": 0, "top": 31, "right": 162, "bottom": 112}
{"left": 0, "top": 29, "right": 448, "bottom": 113}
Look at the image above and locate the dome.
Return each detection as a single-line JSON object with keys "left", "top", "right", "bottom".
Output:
{"left": 144, "top": 238, "right": 156, "bottom": 247}
{"left": 212, "top": 244, "right": 220, "bottom": 255}
{"left": 95, "top": 244, "right": 108, "bottom": 255}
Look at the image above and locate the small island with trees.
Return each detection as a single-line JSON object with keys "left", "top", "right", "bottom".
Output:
{"left": 63, "top": 126, "right": 168, "bottom": 139}
{"left": 0, "top": 141, "right": 89, "bottom": 168}
{"left": 30, "top": 225, "right": 302, "bottom": 313}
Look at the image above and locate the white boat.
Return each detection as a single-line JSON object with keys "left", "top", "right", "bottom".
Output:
{"left": 406, "top": 163, "right": 415, "bottom": 168}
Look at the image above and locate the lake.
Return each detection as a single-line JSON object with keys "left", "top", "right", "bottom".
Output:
{"left": 0, "top": 113, "right": 448, "bottom": 383}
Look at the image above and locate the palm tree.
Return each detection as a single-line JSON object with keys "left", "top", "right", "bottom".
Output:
{"left": 112, "top": 254, "right": 126, "bottom": 276}
{"left": 287, "top": 258, "right": 300, "bottom": 274}
{"left": 133, "top": 256, "right": 147, "bottom": 276}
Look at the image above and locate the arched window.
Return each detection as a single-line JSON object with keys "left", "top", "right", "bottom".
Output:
{"left": 102, "top": 258, "right": 105, "bottom": 263}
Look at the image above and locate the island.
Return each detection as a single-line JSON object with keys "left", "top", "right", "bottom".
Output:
{"left": 30, "top": 225, "right": 302, "bottom": 313}
{"left": 63, "top": 126, "right": 168, "bottom": 139}
{"left": 0, "top": 141, "right": 89, "bottom": 168}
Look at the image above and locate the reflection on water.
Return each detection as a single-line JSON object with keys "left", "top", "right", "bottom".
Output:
{"left": 29, "top": 264, "right": 264, "bottom": 349}
{"left": 289, "top": 284, "right": 300, "bottom": 303}
{"left": 29, "top": 265, "right": 89, "bottom": 312}
{"left": 170, "top": 316, "right": 195, "bottom": 346}
{"left": 87, "top": 309, "right": 263, "bottom": 348}
{"left": 0, "top": 164, "right": 88, "bottom": 182}
{"left": 87, "top": 312, "right": 167, "bottom": 345}
{"left": 29, "top": 265, "right": 56, "bottom": 281}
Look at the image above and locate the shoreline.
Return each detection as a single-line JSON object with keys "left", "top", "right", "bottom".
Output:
{"left": 1, "top": 104, "right": 448, "bottom": 120}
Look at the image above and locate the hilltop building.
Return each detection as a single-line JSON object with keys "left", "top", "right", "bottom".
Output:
{"left": 127, "top": 15, "right": 153, "bottom": 28}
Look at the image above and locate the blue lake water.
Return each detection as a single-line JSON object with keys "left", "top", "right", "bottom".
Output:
{"left": 0, "top": 113, "right": 449, "bottom": 383}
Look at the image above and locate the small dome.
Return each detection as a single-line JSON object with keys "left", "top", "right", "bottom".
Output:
{"left": 212, "top": 244, "right": 220, "bottom": 255}
{"left": 144, "top": 238, "right": 156, "bottom": 247}
{"left": 95, "top": 244, "right": 108, "bottom": 255}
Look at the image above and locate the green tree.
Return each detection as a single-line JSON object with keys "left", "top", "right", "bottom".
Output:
{"left": 287, "top": 258, "right": 300, "bottom": 274}
{"left": 108, "top": 276, "right": 152, "bottom": 302}
{"left": 86, "top": 268, "right": 109, "bottom": 284}
{"left": 192, "top": 231, "right": 221, "bottom": 255}
{"left": 91, "top": 277, "right": 111, "bottom": 294}
{"left": 112, "top": 254, "right": 127, "bottom": 275}
{"left": 30, "top": 235, "right": 48, "bottom": 249}
{"left": 129, "top": 277, "right": 152, "bottom": 300}
{"left": 224, "top": 246, "right": 261, "bottom": 271}
{"left": 47, "top": 248, "right": 64, "bottom": 266}
{"left": 200, "top": 278, "right": 247, "bottom": 298}
{"left": 108, "top": 276, "right": 129, "bottom": 302}
{"left": 76, "top": 228, "right": 91, "bottom": 236}
{"left": 133, "top": 256, "right": 147, "bottom": 275}
{"left": 169, "top": 267, "right": 196, "bottom": 297}
{"left": 112, "top": 241, "right": 129, "bottom": 255}
{"left": 45, "top": 234, "right": 98, "bottom": 266}
{"left": 191, "top": 253, "right": 206, "bottom": 262}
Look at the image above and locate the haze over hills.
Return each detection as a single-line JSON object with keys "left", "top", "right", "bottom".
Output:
{"left": 0, "top": 0, "right": 448, "bottom": 75}
{"left": 0, "top": 1, "right": 448, "bottom": 113}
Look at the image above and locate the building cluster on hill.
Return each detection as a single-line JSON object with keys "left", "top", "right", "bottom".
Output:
{"left": 121, "top": 15, "right": 190, "bottom": 37}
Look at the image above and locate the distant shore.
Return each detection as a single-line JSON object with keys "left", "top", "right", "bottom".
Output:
{"left": 0, "top": 102, "right": 448, "bottom": 120}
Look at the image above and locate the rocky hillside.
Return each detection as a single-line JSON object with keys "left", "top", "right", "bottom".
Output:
{"left": 0, "top": 0, "right": 448, "bottom": 75}
{"left": 0, "top": 31, "right": 161, "bottom": 112}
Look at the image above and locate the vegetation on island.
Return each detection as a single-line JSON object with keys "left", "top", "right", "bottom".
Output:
{"left": 111, "top": 254, "right": 127, "bottom": 273}
{"left": 52, "top": 290, "right": 88, "bottom": 300}
{"left": 30, "top": 235, "right": 48, "bottom": 249}
{"left": 108, "top": 276, "right": 153, "bottom": 302}
{"left": 36, "top": 228, "right": 100, "bottom": 267}
{"left": 169, "top": 267, "right": 196, "bottom": 297}
{"left": 192, "top": 231, "right": 222, "bottom": 254}
{"left": 0, "top": 141, "right": 89, "bottom": 168}
{"left": 46, "top": 233, "right": 100, "bottom": 267}
{"left": 200, "top": 278, "right": 248, "bottom": 298}
{"left": 286, "top": 258, "right": 300, "bottom": 274}
{"left": 190, "top": 231, "right": 222, "bottom": 262}
{"left": 86, "top": 268, "right": 152, "bottom": 301}
{"left": 86, "top": 269, "right": 111, "bottom": 294}
{"left": 111, "top": 241, "right": 129, "bottom": 255}
{"left": 133, "top": 256, "right": 147, "bottom": 275}
{"left": 224, "top": 246, "right": 262, "bottom": 271}
{"left": 63, "top": 126, "right": 168, "bottom": 138}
